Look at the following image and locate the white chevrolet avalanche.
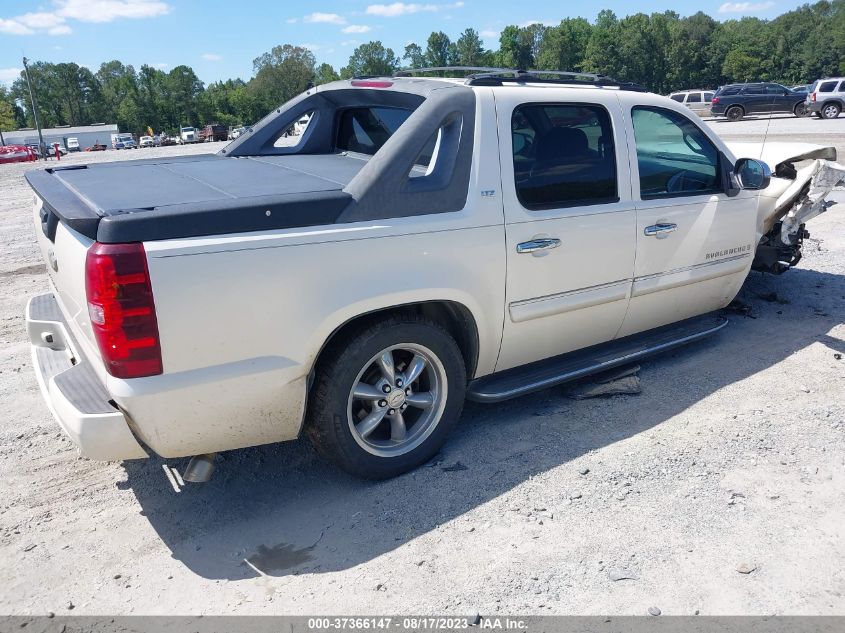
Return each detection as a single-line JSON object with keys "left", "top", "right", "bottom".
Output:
{"left": 24, "top": 69, "right": 843, "bottom": 480}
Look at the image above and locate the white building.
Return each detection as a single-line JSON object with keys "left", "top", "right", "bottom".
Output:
{"left": 3, "top": 123, "right": 119, "bottom": 150}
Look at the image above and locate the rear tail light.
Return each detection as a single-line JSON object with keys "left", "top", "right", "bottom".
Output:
{"left": 85, "top": 242, "right": 162, "bottom": 378}
{"left": 811, "top": 92, "right": 816, "bottom": 102}
{"left": 711, "top": 96, "right": 720, "bottom": 105}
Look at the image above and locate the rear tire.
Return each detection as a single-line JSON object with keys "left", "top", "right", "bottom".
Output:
{"left": 821, "top": 102, "right": 841, "bottom": 119}
{"left": 793, "top": 103, "right": 809, "bottom": 117}
{"left": 306, "top": 314, "right": 466, "bottom": 479}
{"left": 726, "top": 106, "right": 744, "bottom": 122}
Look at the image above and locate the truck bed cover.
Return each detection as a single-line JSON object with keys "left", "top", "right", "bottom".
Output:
{"left": 26, "top": 153, "right": 366, "bottom": 243}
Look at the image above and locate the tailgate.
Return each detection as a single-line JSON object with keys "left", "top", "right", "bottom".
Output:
{"left": 28, "top": 187, "right": 107, "bottom": 383}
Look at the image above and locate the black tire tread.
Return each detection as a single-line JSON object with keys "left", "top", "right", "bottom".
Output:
{"left": 305, "top": 312, "right": 466, "bottom": 479}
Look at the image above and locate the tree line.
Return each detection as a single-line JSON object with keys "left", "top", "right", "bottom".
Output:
{"left": 1, "top": 1, "right": 843, "bottom": 136}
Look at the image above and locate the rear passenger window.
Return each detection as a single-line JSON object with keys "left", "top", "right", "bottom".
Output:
{"left": 704, "top": 92, "right": 714, "bottom": 102}
{"left": 689, "top": 92, "right": 703, "bottom": 103}
{"left": 670, "top": 94, "right": 685, "bottom": 102}
{"left": 632, "top": 106, "right": 721, "bottom": 198}
{"left": 819, "top": 81, "right": 838, "bottom": 92}
{"left": 512, "top": 103, "right": 617, "bottom": 209}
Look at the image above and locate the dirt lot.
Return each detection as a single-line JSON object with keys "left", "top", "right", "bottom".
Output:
{"left": 1, "top": 123, "right": 844, "bottom": 616}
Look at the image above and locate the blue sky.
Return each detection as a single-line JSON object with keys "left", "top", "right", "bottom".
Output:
{"left": 1, "top": 0, "right": 806, "bottom": 86}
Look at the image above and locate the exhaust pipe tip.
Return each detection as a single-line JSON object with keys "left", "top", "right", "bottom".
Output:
{"left": 182, "top": 453, "right": 217, "bottom": 483}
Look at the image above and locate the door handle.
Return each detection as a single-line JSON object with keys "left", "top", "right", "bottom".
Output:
{"left": 644, "top": 223, "right": 678, "bottom": 238}
{"left": 516, "top": 238, "right": 561, "bottom": 254}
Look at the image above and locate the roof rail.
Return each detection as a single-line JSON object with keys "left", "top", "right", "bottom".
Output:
{"left": 465, "top": 68, "right": 647, "bottom": 91}
{"left": 394, "top": 66, "right": 513, "bottom": 77}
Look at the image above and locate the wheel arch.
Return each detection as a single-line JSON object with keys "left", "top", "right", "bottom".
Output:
{"left": 309, "top": 300, "right": 481, "bottom": 386}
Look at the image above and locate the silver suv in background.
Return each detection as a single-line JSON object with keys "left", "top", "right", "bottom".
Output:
{"left": 807, "top": 78, "right": 844, "bottom": 119}
{"left": 668, "top": 89, "right": 715, "bottom": 117}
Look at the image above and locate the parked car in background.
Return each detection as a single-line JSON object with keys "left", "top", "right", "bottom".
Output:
{"left": 791, "top": 84, "right": 811, "bottom": 93}
{"left": 66, "top": 137, "right": 80, "bottom": 152}
{"left": 179, "top": 127, "right": 199, "bottom": 144}
{"left": 806, "top": 77, "right": 844, "bottom": 119}
{"left": 201, "top": 124, "right": 228, "bottom": 142}
{"left": 229, "top": 126, "right": 246, "bottom": 140}
{"left": 84, "top": 143, "right": 107, "bottom": 152}
{"left": 110, "top": 133, "right": 137, "bottom": 150}
{"left": 668, "top": 89, "right": 715, "bottom": 117}
{"left": 711, "top": 82, "right": 809, "bottom": 121}
{"left": 139, "top": 135, "right": 154, "bottom": 148}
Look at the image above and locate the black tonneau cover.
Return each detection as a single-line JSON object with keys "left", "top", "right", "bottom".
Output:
{"left": 26, "top": 153, "right": 365, "bottom": 243}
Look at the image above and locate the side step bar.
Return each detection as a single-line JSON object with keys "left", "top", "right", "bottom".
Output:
{"left": 467, "top": 313, "right": 729, "bottom": 403}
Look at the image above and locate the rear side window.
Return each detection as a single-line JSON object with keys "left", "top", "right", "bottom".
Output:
{"left": 819, "top": 81, "right": 838, "bottom": 92}
{"left": 336, "top": 106, "right": 435, "bottom": 166}
{"left": 744, "top": 84, "right": 765, "bottom": 95}
{"left": 670, "top": 94, "right": 685, "bottom": 102}
{"left": 688, "top": 92, "right": 703, "bottom": 103}
{"left": 704, "top": 92, "right": 714, "bottom": 102}
{"left": 719, "top": 86, "right": 740, "bottom": 96}
{"left": 512, "top": 103, "right": 617, "bottom": 209}
{"left": 632, "top": 106, "right": 721, "bottom": 199}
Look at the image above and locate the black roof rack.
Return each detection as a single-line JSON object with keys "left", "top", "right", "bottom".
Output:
{"left": 394, "top": 66, "right": 513, "bottom": 77}
{"left": 466, "top": 69, "right": 647, "bottom": 91}
{"left": 394, "top": 67, "right": 646, "bottom": 91}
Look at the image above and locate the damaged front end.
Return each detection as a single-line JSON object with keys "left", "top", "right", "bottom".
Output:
{"left": 727, "top": 142, "right": 845, "bottom": 274}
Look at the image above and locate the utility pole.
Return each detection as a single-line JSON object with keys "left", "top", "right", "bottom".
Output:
{"left": 22, "top": 57, "right": 46, "bottom": 159}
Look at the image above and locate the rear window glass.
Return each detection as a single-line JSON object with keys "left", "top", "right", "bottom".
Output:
{"left": 512, "top": 103, "right": 617, "bottom": 209}
{"left": 670, "top": 94, "right": 685, "bottom": 102}
{"left": 704, "top": 92, "right": 714, "bottom": 102}
{"left": 819, "top": 81, "right": 838, "bottom": 92}
{"left": 744, "top": 84, "right": 765, "bottom": 95}
{"left": 719, "top": 86, "right": 740, "bottom": 95}
{"left": 688, "top": 92, "right": 703, "bottom": 103}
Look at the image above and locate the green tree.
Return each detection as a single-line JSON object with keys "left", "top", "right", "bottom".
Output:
{"left": 425, "top": 31, "right": 454, "bottom": 68}
{"left": 403, "top": 43, "right": 425, "bottom": 68}
{"left": 454, "top": 28, "right": 490, "bottom": 66}
{"left": 251, "top": 45, "right": 316, "bottom": 112}
{"left": 537, "top": 18, "right": 592, "bottom": 71}
{"left": 584, "top": 10, "right": 621, "bottom": 77}
{"left": 314, "top": 63, "right": 340, "bottom": 85}
{"left": 497, "top": 25, "right": 535, "bottom": 69}
{"left": 341, "top": 41, "right": 400, "bottom": 78}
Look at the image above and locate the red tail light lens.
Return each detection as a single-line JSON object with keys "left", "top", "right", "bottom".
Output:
{"left": 811, "top": 92, "right": 816, "bottom": 102}
{"left": 711, "top": 96, "right": 720, "bottom": 105}
{"left": 85, "top": 242, "right": 162, "bottom": 378}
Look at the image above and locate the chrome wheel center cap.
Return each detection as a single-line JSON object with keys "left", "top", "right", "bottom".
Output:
{"left": 387, "top": 389, "right": 405, "bottom": 408}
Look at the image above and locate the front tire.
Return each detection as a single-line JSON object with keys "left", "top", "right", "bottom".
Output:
{"left": 821, "top": 102, "right": 841, "bottom": 119}
{"left": 306, "top": 314, "right": 466, "bottom": 479}
{"left": 726, "top": 106, "right": 744, "bottom": 122}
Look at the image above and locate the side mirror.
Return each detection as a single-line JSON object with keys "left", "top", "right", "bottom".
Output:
{"left": 735, "top": 158, "right": 771, "bottom": 190}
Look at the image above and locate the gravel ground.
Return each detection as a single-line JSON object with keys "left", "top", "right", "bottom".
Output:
{"left": 1, "top": 130, "right": 844, "bottom": 617}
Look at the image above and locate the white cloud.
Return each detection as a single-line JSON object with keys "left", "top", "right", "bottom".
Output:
{"left": 201, "top": 53, "right": 222, "bottom": 61}
{"left": 55, "top": 0, "right": 171, "bottom": 22}
{"left": 16, "top": 12, "right": 67, "bottom": 29}
{"left": 0, "top": 0, "right": 169, "bottom": 36}
{"left": 342, "top": 24, "right": 372, "bottom": 33}
{"left": 286, "top": 17, "right": 298, "bottom": 23}
{"left": 0, "top": 67, "right": 22, "bottom": 84}
{"left": 299, "top": 43, "right": 323, "bottom": 51}
{"left": 303, "top": 12, "right": 346, "bottom": 25}
{"left": 340, "top": 40, "right": 360, "bottom": 47}
{"left": 0, "top": 18, "right": 34, "bottom": 34}
{"left": 718, "top": 1, "right": 775, "bottom": 12}
{"left": 366, "top": 2, "right": 463, "bottom": 17}
{"left": 480, "top": 29, "right": 498, "bottom": 38}
{"left": 154, "top": 62, "right": 169, "bottom": 69}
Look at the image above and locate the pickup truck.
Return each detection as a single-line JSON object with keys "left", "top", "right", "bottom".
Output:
{"left": 24, "top": 70, "right": 844, "bottom": 481}
{"left": 201, "top": 124, "right": 229, "bottom": 142}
